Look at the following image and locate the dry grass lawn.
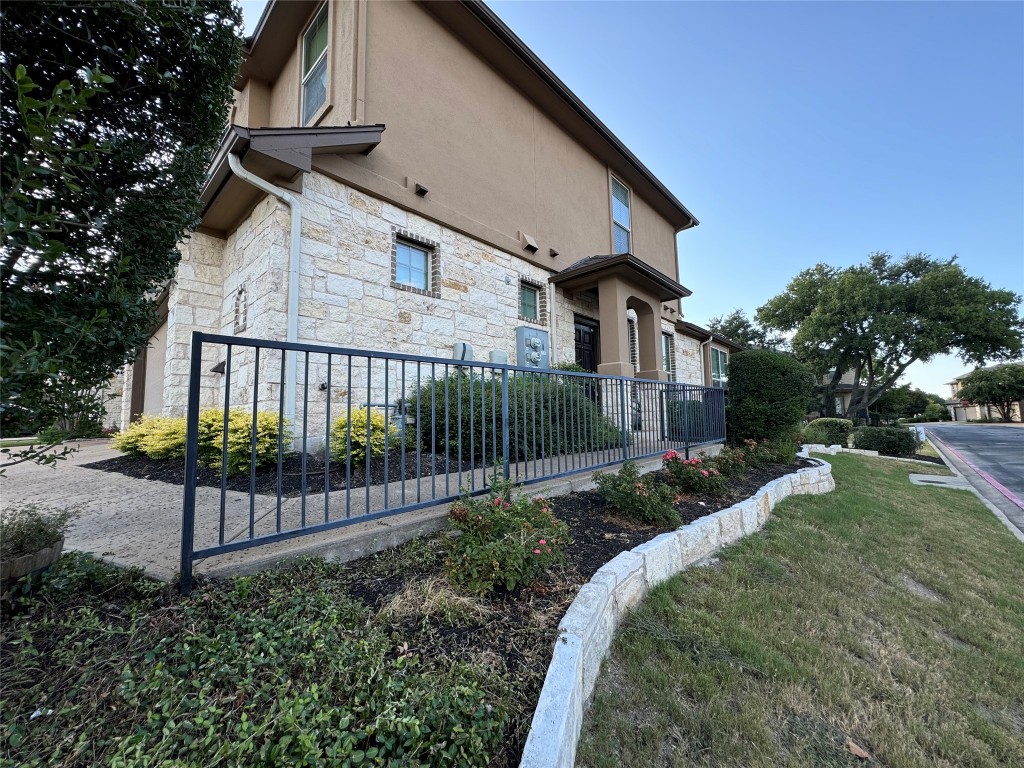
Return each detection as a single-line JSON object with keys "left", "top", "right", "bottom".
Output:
{"left": 578, "top": 453, "right": 1024, "bottom": 767}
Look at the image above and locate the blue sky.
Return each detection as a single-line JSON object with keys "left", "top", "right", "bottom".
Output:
{"left": 240, "top": 1, "right": 1023, "bottom": 397}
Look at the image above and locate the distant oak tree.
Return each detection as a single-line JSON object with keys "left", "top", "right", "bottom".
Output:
{"left": 756, "top": 253, "right": 1024, "bottom": 418}
{"left": 707, "top": 309, "right": 787, "bottom": 351}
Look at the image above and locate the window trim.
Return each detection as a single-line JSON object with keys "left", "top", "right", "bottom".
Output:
{"left": 610, "top": 175, "right": 632, "bottom": 254}
{"left": 710, "top": 347, "right": 728, "bottom": 388}
{"left": 661, "top": 332, "right": 675, "bottom": 377}
{"left": 390, "top": 227, "right": 440, "bottom": 297}
{"left": 518, "top": 278, "right": 547, "bottom": 325}
{"left": 300, "top": 4, "right": 330, "bottom": 126}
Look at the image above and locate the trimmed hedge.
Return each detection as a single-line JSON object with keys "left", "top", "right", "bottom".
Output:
{"left": 852, "top": 426, "right": 920, "bottom": 457}
{"left": 726, "top": 350, "right": 816, "bottom": 444}
{"left": 407, "top": 371, "right": 622, "bottom": 464}
{"left": 804, "top": 417, "right": 853, "bottom": 447}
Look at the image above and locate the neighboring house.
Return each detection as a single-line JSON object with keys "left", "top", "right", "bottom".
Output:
{"left": 945, "top": 362, "right": 1024, "bottom": 422}
{"left": 119, "top": 0, "right": 732, "bottom": 429}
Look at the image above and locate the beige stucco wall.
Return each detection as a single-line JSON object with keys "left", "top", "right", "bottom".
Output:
{"left": 234, "top": 0, "right": 683, "bottom": 285}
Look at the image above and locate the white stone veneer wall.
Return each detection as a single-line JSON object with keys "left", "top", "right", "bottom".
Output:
{"left": 675, "top": 333, "right": 704, "bottom": 385}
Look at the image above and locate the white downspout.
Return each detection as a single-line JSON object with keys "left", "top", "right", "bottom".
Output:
{"left": 698, "top": 333, "right": 714, "bottom": 386}
{"left": 548, "top": 283, "right": 558, "bottom": 364}
{"left": 227, "top": 153, "right": 301, "bottom": 427}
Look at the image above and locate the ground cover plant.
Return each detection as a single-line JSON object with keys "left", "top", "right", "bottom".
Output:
{"left": 578, "top": 453, "right": 1024, "bottom": 767}
{"left": 4, "top": 452, "right": 810, "bottom": 766}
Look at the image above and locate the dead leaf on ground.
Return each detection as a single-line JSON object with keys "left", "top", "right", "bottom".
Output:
{"left": 847, "top": 738, "right": 872, "bottom": 760}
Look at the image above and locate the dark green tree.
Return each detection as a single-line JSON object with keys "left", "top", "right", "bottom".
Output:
{"left": 1, "top": 1, "right": 241, "bottom": 448}
{"left": 957, "top": 364, "right": 1024, "bottom": 422}
{"left": 757, "top": 253, "right": 1024, "bottom": 417}
{"left": 726, "top": 349, "right": 816, "bottom": 444}
{"left": 707, "top": 309, "right": 786, "bottom": 350}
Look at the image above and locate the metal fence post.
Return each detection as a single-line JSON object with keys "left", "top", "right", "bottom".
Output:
{"left": 497, "top": 368, "right": 509, "bottom": 481}
{"left": 618, "top": 378, "right": 629, "bottom": 461}
{"left": 179, "top": 331, "right": 205, "bottom": 594}
{"left": 683, "top": 385, "right": 691, "bottom": 460}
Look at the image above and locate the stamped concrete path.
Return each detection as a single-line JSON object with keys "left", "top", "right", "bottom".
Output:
{"left": 2, "top": 438, "right": 697, "bottom": 583}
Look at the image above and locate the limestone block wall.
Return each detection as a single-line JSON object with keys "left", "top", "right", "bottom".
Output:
{"left": 675, "top": 333, "right": 704, "bottom": 385}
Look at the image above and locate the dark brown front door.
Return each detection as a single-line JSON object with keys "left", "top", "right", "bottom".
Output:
{"left": 574, "top": 318, "right": 598, "bottom": 372}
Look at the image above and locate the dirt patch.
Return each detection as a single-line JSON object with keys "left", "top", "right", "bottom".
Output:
{"left": 900, "top": 572, "right": 943, "bottom": 602}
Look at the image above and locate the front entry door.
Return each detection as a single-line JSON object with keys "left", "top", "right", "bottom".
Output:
{"left": 574, "top": 318, "right": 598, "bottom": 372}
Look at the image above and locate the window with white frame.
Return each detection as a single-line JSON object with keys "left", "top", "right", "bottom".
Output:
{"left": 394, "top": 239, "right": 431, "bottom": 291}
{"left": 611, "top": 177, "right": 631, "bottom": 254}
{"left": 711, "top": 347, "right": 728, "bottom": 388}
{"left": 233, "top": 286, "right": 247, "bottom": 333}
{"left": 662, "top": 333, "right": 675, "bottom": 377}
{"left": 519, "top": 281, "right": 540, "bottom": 323}
{"left": 301, "top": 6, "right": 328, "bottom": 124}
{"left": 627, "top": 317, "right": 639, "bottom": 373}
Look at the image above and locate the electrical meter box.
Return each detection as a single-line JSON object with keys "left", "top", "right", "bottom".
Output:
{"left": 515, "top": 327, "right": 549, "bottom": 369}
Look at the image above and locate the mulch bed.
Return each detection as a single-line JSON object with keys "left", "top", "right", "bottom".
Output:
{"left": 297, "top": 458, "right": 812, "bottom": 767}
{"left": 83, "top": 448, "right": 478, "bottom": 495}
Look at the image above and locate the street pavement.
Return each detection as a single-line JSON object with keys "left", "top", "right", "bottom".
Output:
{"left": 925, "top": 424, "right": 1024, "bottom": 538}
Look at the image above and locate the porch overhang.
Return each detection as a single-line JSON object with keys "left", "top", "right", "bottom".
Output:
{"left": 548, "top": 253, "right": 692, "bottom": 303}
{"left": 198, "top": 124, "right": 385, "bottom": 236}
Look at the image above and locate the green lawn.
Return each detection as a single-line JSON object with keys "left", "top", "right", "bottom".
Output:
{"left": 578, "top": 453, "right": 1024, "bottom": 767}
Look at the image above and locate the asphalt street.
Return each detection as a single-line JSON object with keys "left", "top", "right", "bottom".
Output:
{"left": 926, "top": 424, "right": 1024, "bottom": 538}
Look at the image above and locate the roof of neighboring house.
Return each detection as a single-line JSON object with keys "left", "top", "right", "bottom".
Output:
{"left": 674, "top": 321, "right": 744, "bottom": 352}
{"left": 237, "top": 0, "right": 698, "bottom": 231}
{"left": 945, "top": 360, "right": 1024, "bottom": 385}
{"left": 549, "top": 253, "right": 692, "bottom": 302}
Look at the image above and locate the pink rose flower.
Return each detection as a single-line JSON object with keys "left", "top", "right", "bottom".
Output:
{"left": 539, "top": 539, "right": 547, "bottom": 545}
{"left": 534, "top": 549, "right": 541, "bottom": 554}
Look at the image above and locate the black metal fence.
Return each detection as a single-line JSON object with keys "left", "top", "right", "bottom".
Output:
{"left": 179, "top": 332, "right": 725, "bottom": 591}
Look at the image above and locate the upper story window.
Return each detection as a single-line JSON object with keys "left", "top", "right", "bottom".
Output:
{"left": 302, "top": 6, "right": 329, "bottom": 124}
{"left": 711, "top": 347, "right": 728, "bottom": 388}
{"left": 611, "top": 177, "right": 631, "bottom": 254}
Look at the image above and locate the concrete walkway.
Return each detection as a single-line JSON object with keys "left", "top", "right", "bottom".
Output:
{"left": 2, "top": 437, "right": 712, "bottom": 583}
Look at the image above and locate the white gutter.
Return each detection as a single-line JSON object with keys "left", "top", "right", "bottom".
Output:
{"left": 698, "top": 333, "right": 714, "bottom": 386}
{"left": 227, "top": 153, "right": 301, "bottom": 426}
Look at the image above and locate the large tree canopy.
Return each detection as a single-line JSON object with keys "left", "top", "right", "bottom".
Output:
{"left": 957, "top": 364, "right": 1024, "bottom": 422}
{"left": 0, "top": 0, "right": 241, "bottom": 427}
{"left": 707, "top": 309, "right": 787, "bottom": 351}
{"left": 757, "top": 253, "right": 1023, "bottom": 417}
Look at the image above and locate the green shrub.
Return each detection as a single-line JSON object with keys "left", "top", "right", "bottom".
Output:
{"left": 197, "top": 409, "right": 289, "bottom": 475}
{"left": 408, "top": 371, "right": 622, "bottom": 464}
{"left": 726, "top": 349, "right": 816, "bottom": 444}
{"left": 852, "top": 426, "right": 921, "bottom": 456}
{"left": 709, "top": 446, "right": 749, "bottom": 476}
{"left": 113, "top": 410, "right": 289, "bottom": 475}
{"left": 923, "top": 402, "right": 951, "bottom": 421}
{"left": 444, "top": 477, "right": 570, "bottom": 595}
{"left": 596, "top": 460, "right": 680, "bottom": 526}
{"left": 662, "top": 451, "right": 727, "bottom": 496}
{"left": 804, "top": 417, "right": 853, "bottom": 446}
{"left": 328, "top": 407, "right": 398, "bottom": 465}
{"left": 0, "top": 504, "right": 78, "bottom": 559}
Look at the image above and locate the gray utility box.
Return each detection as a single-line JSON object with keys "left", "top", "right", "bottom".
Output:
{"left": 515, "top": 327, "right": 549, "bottom": 369}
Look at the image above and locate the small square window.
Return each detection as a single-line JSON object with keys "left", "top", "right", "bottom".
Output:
{"left": 395, "top": 241, "right": 430, "bottom": 291}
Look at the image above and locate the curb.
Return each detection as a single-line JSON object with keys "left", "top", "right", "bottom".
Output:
{"left": 517, "top": 450, "right": 836, "bottom": 768}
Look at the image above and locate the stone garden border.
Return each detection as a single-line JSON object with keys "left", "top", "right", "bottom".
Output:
{"left": 518, "top": 448, "right": 836, "bottom": 768}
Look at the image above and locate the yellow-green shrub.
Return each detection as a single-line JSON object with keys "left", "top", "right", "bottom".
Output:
{"left": 112, "top": 409, "right": 289, "bottom": 475}
{"left": 112, "top": 416, "right": 185, "bottom": 459}
{"left": 329, "top": 408, "right": 397, "bottom": 465}
{"left": 197, "top": 409, "right": 289, "bottom": 475}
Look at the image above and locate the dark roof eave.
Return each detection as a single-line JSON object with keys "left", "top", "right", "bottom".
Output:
{"left": 674, "top": 320, "right": 744, "bottom": 352}
{"left": 549, "top": 253, "right": 692, "bottom": 300}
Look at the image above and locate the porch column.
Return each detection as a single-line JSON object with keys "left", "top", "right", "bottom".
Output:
{"left": 634, "top": 300, "right": 668, "bottom": 381}
{"left": 596, "top": 277, "right": 632, "bottom": 377}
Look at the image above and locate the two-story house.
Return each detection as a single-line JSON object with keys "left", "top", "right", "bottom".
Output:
{"left": 119, "top": 0, "right": 733, "bottom": 428}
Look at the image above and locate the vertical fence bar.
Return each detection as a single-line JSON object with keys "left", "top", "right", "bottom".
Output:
{"left": 501, "top": 368, "right": 510, "bottom": 480}
{"left": 300, "top": 351, "right": 309, "bottom": 529}
{"left": 275, "top": 349, "right": 285, "bottom": 530}
{"left": 218, "top": 345, "right": 232, "bottom": 546}
{"left": 415, "top": 362, "right": 422, "bottom": 503}
{"left": 345, "top": 356, "right": 352, "bottom": 519}
{"left": 324, "top": 353, "right": 332, "bottom": 524}
{"left": 430, "top": 362, "right": 437, "bottom": 500}
{"left": 383, "top": 358, "right": 390, "bottom": 509}
{"left": 400, "top": 361, "right": 406, "bottom": 507}
{"left": 364, "top": 357, "right": 371, "bottom": 517}
{"left": 248, "top": 347, "right": 260, "bottom": 540}
{"left": 179, "top": 332, "right": 205, "bottom": 594}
